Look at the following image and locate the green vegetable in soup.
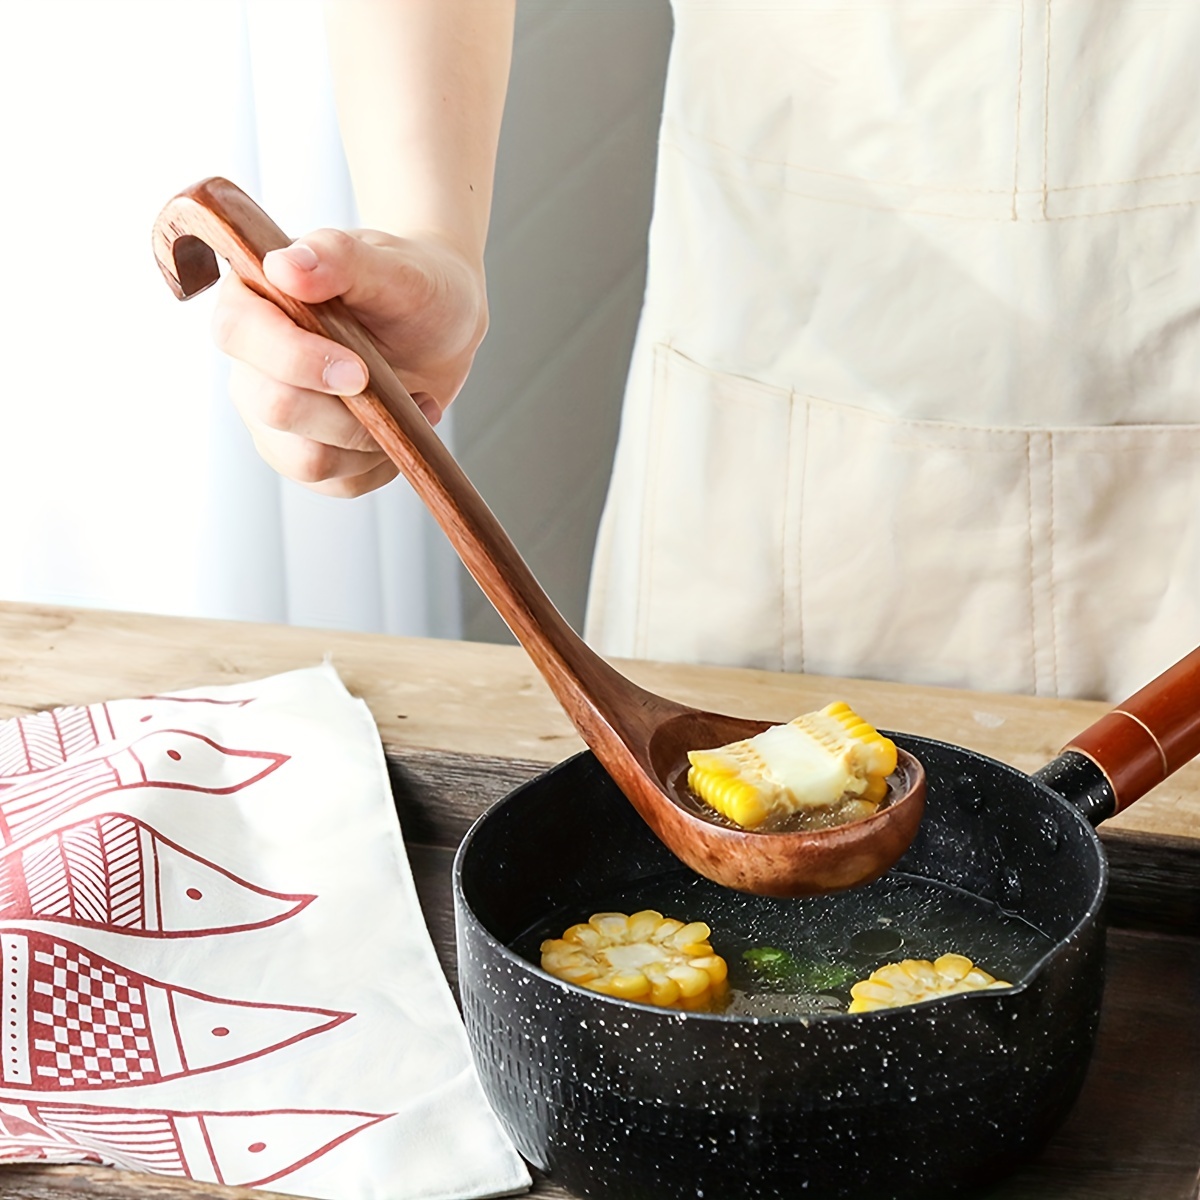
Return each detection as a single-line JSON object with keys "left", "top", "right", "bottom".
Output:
{"left": 742, "top": 946, "right": 855, "bottom": 993}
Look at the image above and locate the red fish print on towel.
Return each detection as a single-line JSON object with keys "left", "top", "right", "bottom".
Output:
{"left": 0, "top": 814, "right": 312, "bottom": 935}
{"left": 0, "top": 730, "right": 288, "bottom": 846}
{"left": 0, "top": 694, "right": 255, "bottom": 778}
{"left": 0, "top": 1100, "right": 389, "bottom": 1187}
{"left": 0, "top": 931, "right": 349, "bottom": 1091}
{"left": 0, "top": 1103, "right": 101, "bottom": 1164}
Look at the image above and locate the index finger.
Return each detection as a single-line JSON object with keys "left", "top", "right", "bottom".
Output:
{"left": 211, "top": 272, "right": 368, "bottom": 397}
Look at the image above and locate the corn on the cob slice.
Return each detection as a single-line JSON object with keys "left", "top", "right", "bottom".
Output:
{"left": 847, "top": 954, "right": 1011, "bottom": 1013}
{"left": 540, "top": 910, "right": 729, "bottom": 1011}
{"left": 686, "top": 701, "right": 898, "bottom": 830}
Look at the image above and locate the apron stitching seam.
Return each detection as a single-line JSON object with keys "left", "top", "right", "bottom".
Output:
{"left": 636, "top": 346, "right": 670, "bottom": 658}
{"left": 1048, "top": 433, "right": 1061, "bottom": 697}
{"left": 1054, "top": 169, "right": 1200, "bottom": 190}
{"left": 1041, "top": 0, "right": 1053, "bottom": 221}
{"left": 1026, "top": 433, "right": 1040, "bottom": 695}
{"left": 671, "top": 132, "right": 1200, "bottom": 219}
{"left": 779, "top": 394, "right": 792, "bottom": 673}
{"left": 665, "top": 121, "right": 1200, "bottom": 194}
{"left": 1011, "top": 0, "right": 1026, "bottom": 221}
{"left": 797, "top": 398, "right": 809, "bottom": 675}
{"left": 793, "top": 382, "right": 1200, "bottom": 439}
{"left": 667, "top": 133, "right": 1199, "bottom": 222}
{"left": 1046, "top": 197, "right": 1200, "bottom": 220}
{"left": 783, "top": 391, "right": 803, "bottom": 673}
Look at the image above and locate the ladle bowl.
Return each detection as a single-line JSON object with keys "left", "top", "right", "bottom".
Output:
{"left": 151, "top": 177, "right": 926, "bottom": 897}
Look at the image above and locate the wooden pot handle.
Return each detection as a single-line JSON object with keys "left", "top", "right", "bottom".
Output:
{"left": 1062, "top": 646, "right": 1200, "bottom": 813}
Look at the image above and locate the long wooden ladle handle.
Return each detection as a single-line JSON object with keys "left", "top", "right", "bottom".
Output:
{"left": 1060, "top": 645, "right": 1200, "bottom": 813}
{"left": 152, "top": 178, "right": 665, "bottom": 748}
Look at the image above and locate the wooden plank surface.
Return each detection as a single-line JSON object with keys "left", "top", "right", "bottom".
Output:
{"left": 2, "top": 603, "right": 1199, "bottom": 842}
{"left": 2, "top": 601, "right": 1200, "bottom": 1199}
{"left": 983, "top": 926, "right": 1200, "bottom": 1200}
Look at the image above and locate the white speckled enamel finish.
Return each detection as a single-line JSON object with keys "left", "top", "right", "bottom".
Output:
{"left": 454, "top": 741, "right": 1108, "bottom": 1199}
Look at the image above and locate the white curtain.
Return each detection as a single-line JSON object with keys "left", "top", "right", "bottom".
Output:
{"left": 0, "top": 0, "right": 461, "bottom": 638}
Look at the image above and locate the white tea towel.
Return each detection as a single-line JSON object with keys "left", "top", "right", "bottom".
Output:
{"left": 0, "top": 664, "right": 531, "bottom": 1200}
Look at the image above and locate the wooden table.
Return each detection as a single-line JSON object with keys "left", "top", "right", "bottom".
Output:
{"left": 1, "top": 602, "right": 1198, "bottom": 1199}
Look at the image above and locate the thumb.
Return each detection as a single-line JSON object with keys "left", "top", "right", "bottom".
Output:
{"left": 262, "top": 228, "right": 397, "bottom": 307}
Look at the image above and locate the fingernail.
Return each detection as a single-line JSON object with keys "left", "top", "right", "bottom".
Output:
{"left": 272, "top": 241, "right": 319, "bottom": 271}
{"left": 324, "top": 358, "right": 367, "bottom": 394}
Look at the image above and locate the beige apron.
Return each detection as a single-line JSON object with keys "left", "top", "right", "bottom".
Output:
{"left": 585, "top": 0, "right": 1200, "bottom": 702}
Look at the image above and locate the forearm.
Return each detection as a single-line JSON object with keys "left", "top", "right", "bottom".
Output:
{"left": 322, "top": 0, "right": 515, "bottom": 270}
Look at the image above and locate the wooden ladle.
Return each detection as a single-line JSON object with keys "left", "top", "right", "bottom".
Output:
{"left": 151, "top": 177, "right": 926, "bottom": 897}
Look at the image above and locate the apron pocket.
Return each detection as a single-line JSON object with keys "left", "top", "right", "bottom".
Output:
{"left": 668, "top": 0, "right": 1023, "bottom": 218}
{"left": 637, "top": 345, "right": 796, "bottom": 670}
{"left": 1044, "top": 423, "right": 1200, "bottom": 701}
{"left": 799, "top": 395, "right": 1043, "bottom": 695}
{"left": 638, "top": 345, "right": 1046, "bottom": 689}
{"left": 799, "top": 400, "right": 1200, "bottom": 698}
{"left": 637, "top": 345, "right": 1044, "bottom": 689}
{"left": 1043, "top": 1, "right": 1200, "bottom": 218}
{"left": 637, "top": 345, "right": 1200, "bottom": 700}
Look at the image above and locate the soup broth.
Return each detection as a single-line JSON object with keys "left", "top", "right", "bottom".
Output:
{"left": 514, "top": 869, "right": 1053, "bottom": 1017}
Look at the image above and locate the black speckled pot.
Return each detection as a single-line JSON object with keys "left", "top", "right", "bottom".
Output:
{"left": 454, "top": 735, "right": 1109, "bottom": 1200}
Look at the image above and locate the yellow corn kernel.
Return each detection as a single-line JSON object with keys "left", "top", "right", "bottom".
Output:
{"left": 686, "top": 702, "right": 898, "bottom": 829}
{"left": 541, "top": 910, "right": 730, "bottom": 1012}
{"left": 847, "top": 954, "right": 1012, "bottom": 1013}
{"left": 689, "top": 954, "right": 729, "bottom": 985}
{"left": 647, "top": 975, "right": 682, "bottom": 1006}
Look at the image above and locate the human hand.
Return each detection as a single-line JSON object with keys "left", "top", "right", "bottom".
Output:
{"left": 212, "top": 228, "right": 488, "bottom": 498}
